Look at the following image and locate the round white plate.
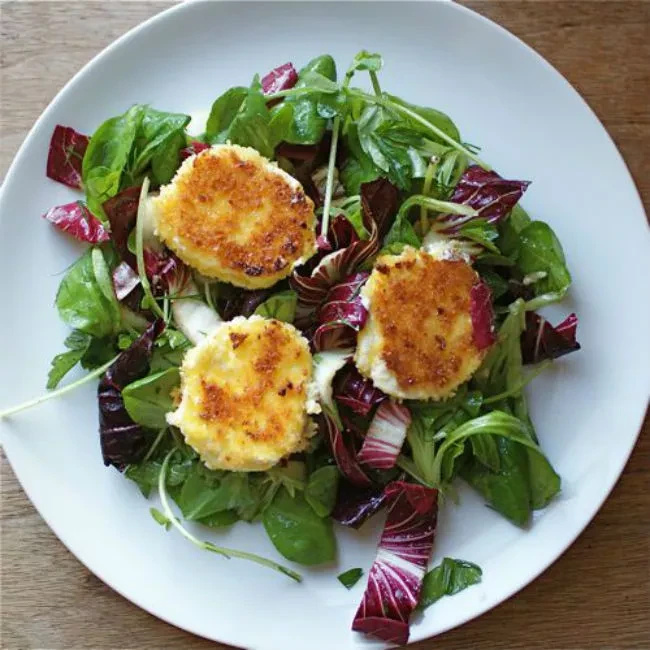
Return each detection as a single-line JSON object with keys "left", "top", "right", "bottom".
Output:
{"left": 1, "top": 2, "right": 649, "bottom": 648}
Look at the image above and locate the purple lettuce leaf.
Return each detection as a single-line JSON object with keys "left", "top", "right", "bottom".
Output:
{"left": 99, "top": 320, "right": 165, "bottom": 469}
{"left": 438, "top": 166, "right": 530, "bottom": 233}
{"left": 261, "top": 62, "right": 298, "bottom": 95}
{"left": 521, "top": 312, "right": 580, "bottom": 365}
{"left": 46, "top": 125, "right": 89, "bottom": 190}
{"left": 43, "top": 201, "right": 110, "bottom": 244}
{"left": 332, "top": 482, "right": 387, "bottom": 529}
{"left": 357, "top": 401, "right": 411, "bottom": 470}
{"left": 470, "top": 279, "right": 496, "bottom": 350}
{"left": 217, "top": 286, "right": 273, "bottom": 321}
{"left": 360, "top": 177, "right": 400, "bottom": 239}
{"left": 103, "top": 185, "right": 142, "bottom": 267}
{"left": 322, "top": 411, "right": 372, "bottom": 488}
{"left": 352, "top": 481, "right": 439, "bottom": 645}
{"left": 334, "top": 365, "right": 386, "bottom": 417}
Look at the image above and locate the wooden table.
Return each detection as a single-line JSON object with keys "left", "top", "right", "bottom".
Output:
{"left": 1, "top": 2, "right": 648, "bottom": 648}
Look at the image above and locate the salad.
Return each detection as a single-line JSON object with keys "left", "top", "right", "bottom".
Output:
{"left": 1, "top": 52, "right": 581, "bottom": 645}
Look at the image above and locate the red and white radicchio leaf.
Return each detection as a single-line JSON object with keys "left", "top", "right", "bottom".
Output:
{"left": 143, "top": 248, "right": 191, "bottom": 297}
{"left": 46, "top": 125, "right": 89, "bottom": 190}
{"left": 521, "top": 312, "right": 580, "bottom": 365}
{"left": 333, "top": 364, "right": 386, "bottom": 417}
{"left": 180, "top": 141, "right": 210, "bottom": 161}
{"left": 43, "top": 201, "right": 110, "bottom": 244}
{"left": 352, "top": 481, "right": 439, "bottom": 645}
{"left": 312, "top": 272, "right": 369, "bottom": 351}
{"left": 322, "top": 411, "right": 371, "bottom": 488}
{"left": 261, "top": 62, "right": 298, "bottom": 95}
{"left": 357, "top": 400, "right": 411, "bottom": 469}
{"left": 437, "top": 166, "right": 530, "bottom": 233}
{"left": 470, "top": 280, "right": 496, "bottom": 350}
{"left": 112, "top": 261, "right": 140, "bottom": 301}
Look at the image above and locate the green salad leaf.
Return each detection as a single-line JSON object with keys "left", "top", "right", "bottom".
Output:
{"left": 55, "top": 247, "right": 122, "bottom": 338}
{"left": 122, "top": 367, "right": 180, "bottom": 429}
{"left": 338, "top": 567, "right": 364, "bottom": 589}
{"left": 418, "top": 558, "right": 482, "bottom": 610}
{"left": 254, "top": 290, "right": 298, "bottom": 323}
{"left": 263, "top": 487, "right": 336, "bottom": 565}
{"left": 304, "top": 465, "right": 339, "bottom": 517}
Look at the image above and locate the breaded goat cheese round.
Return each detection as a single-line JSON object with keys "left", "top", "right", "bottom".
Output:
{"left": 151, "top": 144, "right": 317, "bottom": 289}
{"left": 354, "top": 247, "right": 491, "bottom": 401}
{"left": 167, "top": 316, "right": 316, "bottom": 471}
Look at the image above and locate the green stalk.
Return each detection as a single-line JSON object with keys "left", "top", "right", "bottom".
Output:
{"left": 419, "top": 158, "right": 440, "bottom": 232}
{"left": 369, "top": 71, "right": 382, "bottom": 97}
{"left": 157, "top": 450, "right": 302, "bottom": 582}
{"left": 483, "top": 360, "right": 551, "bottom": 405}
{"left": 320, "top": 116, "right": 341, "bottom": 239}
{"left": 346, "top": 89, "right": 490, "bottom": 169}
{"left": 135, "top": 177, "right": 165, "bottom": 321}
{"left": 398, "top": 194, "right": 477, "bottom": 221}
{"left": 0, "top": 356, "right": 118, "bottom": 419}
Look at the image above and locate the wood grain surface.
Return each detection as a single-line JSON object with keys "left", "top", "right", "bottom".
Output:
{"left": 1, "top": 2, "right": 648, "bottom": 649}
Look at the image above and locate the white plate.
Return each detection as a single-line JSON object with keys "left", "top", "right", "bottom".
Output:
{"left": 1, "top": 2, "right": 649, "bottom": 648}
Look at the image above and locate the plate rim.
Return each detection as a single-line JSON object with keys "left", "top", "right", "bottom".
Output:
{"left": 1, "top": 1, "right": 648, "bottom": 647}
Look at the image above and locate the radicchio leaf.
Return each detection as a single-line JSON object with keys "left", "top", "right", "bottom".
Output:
{"left": 329, "top": 213, "right": 360, "bottom": 250}
{"left": 470, "top": 280, "right": 496, "bottom": 350}
{"left": 357, "top": 401, "right": 411, "bottom": 470}
{"left": 180, "top": 141, "right": 210, "bottom": 161}
{"left": 312, "top": 272, "right": 369, "bottom": 351}
{"left": 291, "top": 185, "right": 384, "bottom": 326}
{"left": 261, "top": 62, "right": 298, "bottom": 95}
{"left": 332, "top": 482, "right": 387, "bottom": 529}
{"left": 43, "top": 201, "right": 110, "bottom": 244}
{"left": 521, "top": 312, "right": 580, "bottom": 365}
{"left": 217, "top": 286, "right": 273, "bottom": 321}
{"left": 352, "top": 481, "right": 439, "bottom": 645}
{"left": 360, "top": 177, "right": 400, "bottom": 239}
{"left": 46, "top": 125, "right": 89, "bottom": 189}
{"left": 322, "top": 411, "right": 371, "bottom": 487}
{"left": 143, "top": 248, "right": 190, "bottom": 297}
{"left": 112, "top": 261, "right": 140, "bottom": 301}
{"left": 103, "top": 185, "right": 142, "bottom": 266}
{"left": 334, "top": 365, "right": 386, "bottom": 416}
{"left": 99, "top": 320, "right": 164, "bottom": 469}
{"left": 438, "top": 166, "right": 530, "bottom": 233}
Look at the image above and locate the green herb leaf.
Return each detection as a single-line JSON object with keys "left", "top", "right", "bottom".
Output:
{"left": 347, "top": 50, "right": 383, "bottom": 75}
{"left": 150, "top": 507, "right": 172, "bottom": 530}
{"left": 122, "top": 367, "right": 180, "bottom": 429}
{"left": 253, "top": 290, "right": 298, "bottom": 323}
{"left": 338, "top": 567, "right": 364, "bottom": 589}
{"left": 418, "top": 558, "right": 482, "bottom": 610}
{"left": 263, "top": 487, "right": 336, "bottom": 565}
{"left": 46, "top": 348, "right": 87, "bottom": 390}
{"left": 284, "top": 54, "right": 338, "bottom": 145}
{"left": 304, "top": 465, "right": 339, "bottom": 517}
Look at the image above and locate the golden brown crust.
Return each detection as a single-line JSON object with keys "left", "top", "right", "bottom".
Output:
{"left": 356, "top": 248, "right": 487, "bottom": 400}
{"left": 154, "top": 145, "right": 316, "bottom": 289}
{"left": 168, "top": 317, "right": 314, "bottom": 471}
